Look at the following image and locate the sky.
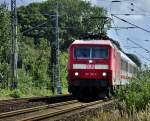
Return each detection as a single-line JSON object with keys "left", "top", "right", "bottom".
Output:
{"left": 1, "top": 0, "right": 150, "bottom": 66}
{"left": 91, "top": 0, "right": 150, "bottom": 66}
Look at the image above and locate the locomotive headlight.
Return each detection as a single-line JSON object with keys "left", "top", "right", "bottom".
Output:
{"left": 75, "top": 72, "right": 79, "bottom": 76}
{"left": 89, "top": 60, "right": 93, "bottom": 63}
{"left": 102, "top": 72, "right": 107, "bottom": 76}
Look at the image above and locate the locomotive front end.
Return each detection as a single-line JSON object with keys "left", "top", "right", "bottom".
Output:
{"left": 67, "top": 40, "right": 112, "bottom": 97}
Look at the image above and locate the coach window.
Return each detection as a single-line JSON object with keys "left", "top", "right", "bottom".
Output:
{"left": 125, "top": 61, "right": 128, "bottom": 72}
{"left": 128, "top": 64, "right": 130, "bottom": 73}
{"left": 121, "top": 59, "right": 124, "bottom": 70}
{"left": 122, "top": 60, "right": 126, "bottom": 71}
{"left": 133, "top": 67, "right": 137, "bottom": 74}
{"left": 122, "top": 60, "right": 127, "bottom": 71}
{"left": 129, "top": 64, "right": 132, "bottom": 73}
{"left": 131, "top": 65, "right": 133, "bottom": 73}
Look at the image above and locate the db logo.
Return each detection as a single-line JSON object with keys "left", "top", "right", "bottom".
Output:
{"left": 86, "top": 64, "right": 95, "bottom": 69}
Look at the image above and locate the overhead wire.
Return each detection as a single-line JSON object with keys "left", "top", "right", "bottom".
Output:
{"left": 110, "top": 13, "right": 150, "bottom": 16}
{"left": 110, "top": 26, "right": 136, "bottom": 29}
{"left": 104, "top": 0, "right": 150, "bottom": 65}
{"left": 109, "top": 1, "right": 120, "bottom": 36}
{"left": 133, "top": 51, "right": 150, "bottom": 62}
{"left": 127, "top": 2, "right": 150, "bottom": 29}
{"left": 127, "top": 38, "right": 150, "bottom": 61}
{"left": 126, "top": 38, "right": 150, "bottom": 52}
{"left": 112, "top": 14, "right": 150, "bottom": 34}
{"left": 21, "top": 21, "right": 48, "bottom": 34}
{"left": 108, "top": 0, "right": 138, "bottom": 47}
{"left": 125, "top": 4, "right": 150, "bottom": 17}
{"left": 131, "top": 3, "right": 150, "bottom": 16}
{"left": 108, "top": 0, "right": 136, "bottom": 48}
{"left": 96, "top": 0, "right": 135, "bottom": 2}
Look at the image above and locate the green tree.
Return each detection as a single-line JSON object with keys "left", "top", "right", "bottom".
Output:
{"left": 17, "top": 0, "right": 110, "bottom": 50}
{"left": 0, "top": 5, "right": 11, "bottom": 88}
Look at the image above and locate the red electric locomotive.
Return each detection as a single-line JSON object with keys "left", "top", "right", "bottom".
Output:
{"left": 67, "top": 39, "right": 137, "bottom": 98}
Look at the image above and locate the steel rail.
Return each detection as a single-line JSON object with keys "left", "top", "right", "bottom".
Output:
{"left": 0, "top": 94, "right": 74, "bottom": 114}
{"left": 0, "top": 100, "right": 77, "bottom": 120}
{"left": 0, "top": 94, "right": 71, "bottom": 105}
{"left": 20, "top": 100, "right": 114, "bottom": 121}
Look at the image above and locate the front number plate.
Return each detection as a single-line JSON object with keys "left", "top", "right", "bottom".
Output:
{"left": 86, "top": 64, "right": 95, "bottom": 69}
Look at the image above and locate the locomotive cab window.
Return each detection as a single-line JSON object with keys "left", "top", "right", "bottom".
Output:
{"left": 74, "top": 47, "right": 91, "bottom": 59}
{"left": 92, "top": 47, "right": 108, "bottom": 59}
{"left": 74, "top": 46, "right": 108, "bottom": 59}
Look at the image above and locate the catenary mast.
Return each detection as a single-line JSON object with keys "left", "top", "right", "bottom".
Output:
{"left": 11, "top": 0, "right": 18, "bottom": 88}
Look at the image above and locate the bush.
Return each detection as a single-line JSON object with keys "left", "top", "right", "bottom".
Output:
{"left": 9, "top": 89, "right": 22, "bottom": 98}
{"left": 116, "top": 69, "right": 150, "bottom": 112}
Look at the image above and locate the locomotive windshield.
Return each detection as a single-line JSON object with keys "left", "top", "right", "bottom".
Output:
{"left": 74, "top": 47, "right": 108, "bottom": 59}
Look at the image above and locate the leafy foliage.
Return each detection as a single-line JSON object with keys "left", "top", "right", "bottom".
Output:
{"left": 117, "top": 69, "right": 150, "bottom": 112}
{"left": 17, "top": 0, "right": 110, "bottom": 50}
{"left": 0, "top": 5, "right": 11, "bottom": 89}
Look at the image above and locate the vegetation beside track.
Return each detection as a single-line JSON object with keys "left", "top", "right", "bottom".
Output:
{"left": 117, "top": 68, "right": 150, "bottom": 112}
{"left": 85, "top": 108, "right": 150, "bottom": 121}
{"left": 85, "top": 68, "right": 150, "bottom": 121}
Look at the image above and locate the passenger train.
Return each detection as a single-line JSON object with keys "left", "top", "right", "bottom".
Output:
{"left": 67, "top": 38, "right": 137, "bottom": 98}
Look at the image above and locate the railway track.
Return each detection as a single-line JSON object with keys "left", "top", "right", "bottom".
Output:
{"left": 0, "top": 94, "right": 74, "bottom": 113}
{"left": 0, "top": 99, "right": 114, "bottom": 121}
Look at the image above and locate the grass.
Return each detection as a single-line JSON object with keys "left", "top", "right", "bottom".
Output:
{"left": 85, "top": 108, "right": 150, "bottom": 121}
{"left": 0, "top": 86, "right": 69, "bottom": 99}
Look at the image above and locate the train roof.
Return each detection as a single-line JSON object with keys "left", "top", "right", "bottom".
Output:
{"left": 120, "top": 51, "right": 137, "bottom": 66}
{"left": 71, "top": 40, "right": 115, "bottom": 47}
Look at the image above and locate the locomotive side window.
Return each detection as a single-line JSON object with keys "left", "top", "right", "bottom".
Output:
{"left": 74, "top": 46, "right": 108, "bottom": 59}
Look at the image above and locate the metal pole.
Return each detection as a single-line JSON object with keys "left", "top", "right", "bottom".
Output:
{"left": 50, "top": 3, "right": 62, "bottom": 94}
{"left": 55, "top": 3, "right": 62, "bottom": 94}
{"left": 11, "top": 0, "right": 18, "bottom": 88}
{"left": 50, "top": 20, "right": 55, "bottom": 94}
